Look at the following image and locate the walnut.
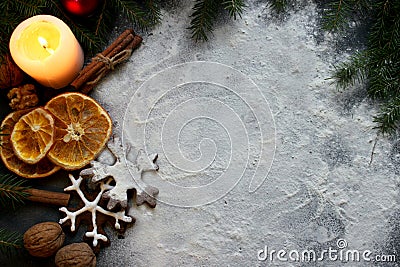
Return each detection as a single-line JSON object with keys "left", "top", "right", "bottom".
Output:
{"left": 23, "top": 222, "right": 65, "bottom": 258}
{"left": 7, "top": 84, "right": 39, "bottom": 110}
{"left": 55, "top": 243, "right": 96, "bottom": 267}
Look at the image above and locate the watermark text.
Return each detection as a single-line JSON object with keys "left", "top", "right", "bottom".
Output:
{"left": 258, "top": 239, "right": 396, "bottom": 263}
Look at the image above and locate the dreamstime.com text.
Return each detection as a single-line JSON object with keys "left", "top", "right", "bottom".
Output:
{"left": 258, "top": 239, "right": 396, "bottom": 264}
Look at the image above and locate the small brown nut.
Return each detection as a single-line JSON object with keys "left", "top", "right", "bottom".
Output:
{"left": 23, "top": 222, "right": 65, "bottom": 258}
{"left": 55, "top": 243, "right": 96, "bottom": 267}
{"left": 0, "top": 54, "right": 25, "bottom": 89}
{"left": 7, "top": 84, "right": 39, "bottom": 110}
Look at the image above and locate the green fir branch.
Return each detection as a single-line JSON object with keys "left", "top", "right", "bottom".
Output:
{"left": 189, "top": 0, "right": 246, "bottom": 41}
{"left": 331, "top": 50, "right": 369, "bottom": 89}
{"left": 0, "top": 0, "right": 45, "bottom": 17}
{"left": 0, "top": 13, "right": 21, "bottom": 58}
{"left": 352, "top": 0, "right": 374, "bottom": 17}
{"left": 0, "top": 173, "right": 30, "bottom": 210}
{"left": 95, "top": 0, "right": 109, "bottom": 36}
{"left": 267, "top": 0, "right": 290, "bottom": 14}
{"left": 369, "top": 1, "right": 400, "bottom": 52}
{"left": 322, "top": 0, "right": 352, "bottom": 31}
{"left": 320, "top": 0, "right": 400, "bottom": 133}
{"left": 374, "top": 96, "right": 400, "bottom": 135}
{"left": 144, "top": 0, "right": 162, "bottom": 26}
{"left": 0, "top": 228, "right": 22, "bottom": 257}
{"left": 91, "top": 0, "right": 117, "bottom": 48}
{"left": 189, "top": 0, "right": 221, "bottom": 42}
{"left": 222, "top": 0, "right": 245, "bottom": 19}
{"left": 367, "top": 55, "right": 400, "bottom": 99}
{"left": 111, "top": 0, "right": 153, "bottom": 30}
{"left": 321, "top": 0, "right": 374, "bottom": 32}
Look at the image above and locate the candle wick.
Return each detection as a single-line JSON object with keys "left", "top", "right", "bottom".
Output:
{"left": 38, "top": 36, "right": 48, "bottom": 48}
{"left": 38, "top": 36, "right": 54, "bottom": 55}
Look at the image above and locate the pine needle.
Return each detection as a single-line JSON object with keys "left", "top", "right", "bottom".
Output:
{"left": 222, "top": 0, "right": 245, "bottom": 19}
{"left": 331, "top": 50, "right": 369, "bottom": 89}
{"left": 95, "top": 0, "right": 110, "bottom": 36}
{"left": 111, "top": 0, "right": 154, "bottom": 30}
{"left": 1, "top": 0, "right": 45, "bottom": 17}
{"left": 0, "top": 173, "right": 30, "bottom": 210}
{"left": 189, "top": 0, "right": 221, "bottom": 42}
{"left": 374, "top": 96, "right": 400, "bottom": 135}
{"left": 322, "top": 0, "right": 352, "bottom": 31}
{"left": 0, "top": 228, "right": 22, "bottom": 257}
{"left": 267, "top": 0, "right": 290, "bottom": 14}
{"left": 322, "top": 0, "right": 400, "bottom": 133}
{"left": 144, "top": 0, "right": 162, "bottom": 26}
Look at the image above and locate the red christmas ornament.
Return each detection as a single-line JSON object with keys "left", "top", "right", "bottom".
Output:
{"left": 61, "top": 0, "right": 101, "bottom": 17}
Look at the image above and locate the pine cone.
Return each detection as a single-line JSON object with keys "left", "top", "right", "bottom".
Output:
{"left": 8, "top": 84, "right": 39, "bottom": 110}
{"left": 0, "top": 54, "right": 25, "bottom": 89}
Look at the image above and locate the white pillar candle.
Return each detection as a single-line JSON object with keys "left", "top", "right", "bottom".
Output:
{"left": 9, "top": 15, "right": 84, "bottom": 89}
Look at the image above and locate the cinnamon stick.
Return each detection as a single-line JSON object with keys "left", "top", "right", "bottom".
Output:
{"left": 101, "top": 29, "right": 135, "bottom": 58}
{"left": 72, "top": 29, "right": 133, "bottom": 83}
{"left": 80, "top": 34, "right": 143, "bottom": 94}
{"left": 74, "top": 34, "right": 135, "bottom": 88}
{"left": 25, "top": 188, "right": 70, "bottom": 206}
{"left": 70, "top": 29, "right": 137, "bottom": 90}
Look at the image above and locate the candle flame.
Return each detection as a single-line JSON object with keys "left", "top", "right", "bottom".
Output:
{"left": 38, "top": 36, "right": 48, "bottom": 47}
{"left": 38, "top": 36, "right": 54, "bottom": 55}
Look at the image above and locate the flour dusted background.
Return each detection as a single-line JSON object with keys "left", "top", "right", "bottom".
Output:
{"left": 91, "top": 1, "right": 399, "bottom": 266}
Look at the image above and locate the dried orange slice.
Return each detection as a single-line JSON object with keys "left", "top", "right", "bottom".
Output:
{"left": 44, "top": 92, "right": 112, "bottom": 170}
{"left": 0, "top": 110, "right": 60, "bottom": 178}
{"left": 11, "top": 108, "right": 54, "bottom": 164}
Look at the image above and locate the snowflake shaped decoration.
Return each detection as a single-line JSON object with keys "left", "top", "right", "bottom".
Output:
{"left": 59, "top": 174, "right": 133, "bottom": 248}
{"left": 80, "top": 137, "right": 159, "bottom": 210}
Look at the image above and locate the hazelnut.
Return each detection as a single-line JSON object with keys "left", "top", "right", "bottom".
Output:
{"left": 23, "top": 222, "right": 65, "bottom": 257}
{"left": 55, "top": 242, "right": 96, "bottom": 267}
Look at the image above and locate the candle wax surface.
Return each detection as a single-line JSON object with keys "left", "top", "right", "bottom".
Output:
{"left": 19, "top": 21, "right": 60, "bottom": 60}
{"left": 9, "top": 15, "right": 84, "bottom": 89}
